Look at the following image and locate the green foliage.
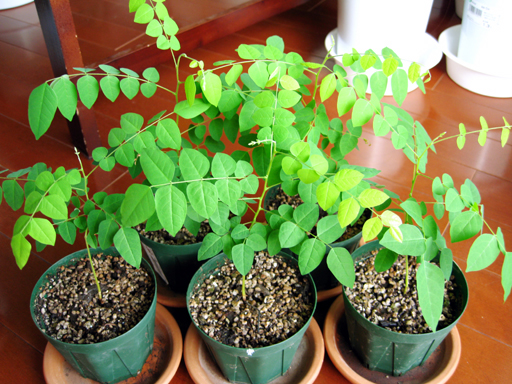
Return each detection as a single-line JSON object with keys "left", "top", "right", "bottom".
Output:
{"left": 2, "top": 0, "right": 510, "bottom": 328}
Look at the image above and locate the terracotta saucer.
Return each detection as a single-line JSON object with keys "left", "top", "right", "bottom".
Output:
{"left": 324, "top": 295, "right": 461, "bottom": 384}
{"left": 317, "top": 285, "right": 343, "bottom": 302}
{"left": 184, "top": 318, "right": 324, "bottom": 384}
{"left": 155, "top": 272, "right": 187, "bottom": 308}
{"left": 43, "top": 303, "right": 183, "bottom": 384}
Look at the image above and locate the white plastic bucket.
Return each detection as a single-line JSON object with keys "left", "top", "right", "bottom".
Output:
{"left": 457, "top": 0, "right": 512, "bottom": 76}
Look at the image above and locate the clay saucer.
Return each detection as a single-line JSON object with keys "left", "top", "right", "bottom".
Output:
{"left": 43, "top": 303, "right": 183, "bottom": 384}
{"left": 324, "top": 295, "right": 461, "bottom": 384}
{"left": 184, "top": 318, "right": 324, "bottom": 384}
{"left": 317, "top": 285, "right": 343, "bottom": 302}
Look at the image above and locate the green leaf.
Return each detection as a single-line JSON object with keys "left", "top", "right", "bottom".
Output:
{"left": 382, "top": 57, "right": 399, "bottom": 76}
{"left": 279, "top": 221, "right": 305, "bottom": 248}
{"left": 239, "top": 174, "right": 259, "bottom": 194}
{"left": 352, "top": 98, "right": 373, "bottom": 126}
{"left": 211, "top": 153, "right": 236, "bottom": 178}
{"left": 316, "top": 215, "right": 343, "bottom": 244}
{"left": 334, "top": 169, "right": 364, "bottom": 191}
{"left": 201, "top": 72, "right": 222, "bottom": 107}
{"left": 400, "top": 198, "right": 423, "bottom": 225}
{"left": 99, "top": 157, "right": 116, "bottom": 172}
{"left": 232, "top": 244, "right": 254, "bottom": 275}
{"left": 502, "top": 252, "right": 512, "bottom": 301}
{"left": 77, "top": 75, "right": 99, "bottom": 109}
{"left": 115, "top": 143, "right": 135, "bottom": 167}
{"left": 187, "top": 181, "right": 218, "bottom": 219}
{"left": 141, "top": 82, "right": 157, "bottom": 97}
{"left": 337, "top": 87, "right": 356, "bottom": 116}
{"left": 28, "top": 218, "right": 56, "bottom": 245}
{"left": 445, "top": 188, "right": 464, "bottom": 212}
{"left": 237, "top": 44, "right": 262, "bottom": 60}
{"left": 114, "top": 227, "right": 142, "bottom": 268}
{"left": 280, "top": 75, "right": 300, "bottom": 90}
{"left": 374, "top": 248, "right": 397, "bottom": 272}
{"left": 174, "top": 99, "right": 210, "bottom": 119}
{"left": 299, "top": 238, "right": 325, "bottom": 274}
{"left": 198, "top": 233, "right": 224, "bottom": 261}
{"left": 338, "top": 197, "right": 360, "bottom": 228}
{"left": 417, "top": 261, "right": 445, "bottom": 331}
{"left": 316, "top": 181, "right": 340, "bottom": 211}
{"left": 134, "top": 3, "right": 154, "bottom": 24}
{"left": 450, "top": 210, "right": 483, "bottom": 243}
{"left": 235, "top": 160, "right": 253, "bottom": 178}
{"left": 163, "top": 16, "right": 179, "bottom": 35}
{"left": 501, "top": 127, "right": 510, "bottom": 147}
{"left": 155, "top": 185, "right": 186, "bottom": 236}
{"left": 3, "top": 180, "right": 24, "bottom": 211}
{"left": 156, "top": 119, "right": 181, "bottom": 150}
{"left": 28, "top": 83, "right": 58, "bottom": 139}
{"left": 140, "top": 148, "right": 175, "bottom": 185}
{"left": 145, "top": 18, "right": 163, "bottom": 37}
{"left": 100, "top": 76, "right": 120, "bottom": 102}
{"left": 179, "top": 148, "right": 209, "bottom": 180}
{"left": 120, "top": 77, "right": 140, "bottom": 99}
{"left": 362, "top": 217, "right": 383, "bottom": 242}
{"left": 320, "top": 73, "right": 336, "bottom": 102}
{"left": 246, "top": 234, "right": 266, "bottom": 252}
{"left": 327, "top": 247, "right": 355, "bottom": 287}
{"left": 232, "top": 224, "right": 250, "bottom": 240}
{"left": 226, "top": 64, "right": 243, "bottom": 86}
{"left": 248, "top": 61, "right": 268, "bottom": 88}
{"left": 290, "top": 141, "right": 310, "bottom": 162}
{"left": 97, "top": 219, "right": 118, "bottom": 249}
{"left": 380, "top": 224, "right": 425, "bottom": 256}
{"left": 358, "top": 188, "right": 389, "bottom": 208}
{"left": 440, "top": 248, "right": 453, "bottom": 281}
{"left": 40, "top": 195, "right": 67, "bottom": 220}
{"left": 391, "top": 69, "right": 408, "bottom": 106}
{"left": 380, "top": 210, "right": 402, "bottom": 228}
{"left": 58, "top": 221, "right": 76, "bottom": 245}
{"left": 293, "top": 203, "right": 319, "bottom": 233}
{"left": 11, "top": 234, "right": 31, "bottom": 269}
{"left": 466, "top": 234, "right": 500, "bottom": 272}
{"left": 52, "top": 77, "right": 77, "bottom": 121}
{"left": 277, "top": 89, "right": 301, "bottom": 108}
{"left": 370, "top": 71, "right": 388, "bottom": 100}
{"left": 120, "top": 184, "right": 155, "bottom": 227}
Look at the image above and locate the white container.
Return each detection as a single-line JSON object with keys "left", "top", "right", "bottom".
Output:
{"left": 439, "top": 25, "right": 512, "bottom": 98}
{"left": 337, "top": 0, "right": 434, "bottom": 55}
{"left": 457, "top": 0, "right": 512, "bottom": 75}
{"left": 455, "top": 0, "right": 465, "bottom": 18}
{"left": 0, "top": 0, "right": 33, "bottom": 10}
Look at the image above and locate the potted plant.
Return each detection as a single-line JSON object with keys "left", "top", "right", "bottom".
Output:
{"left": 3, "top": 0, "right": 510, "bottom": 382}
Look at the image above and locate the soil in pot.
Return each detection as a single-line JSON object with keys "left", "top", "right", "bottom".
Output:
{"left": 136, "top": 220, "right": 212, "bottom": 245}
{"left": 345, "top": 248, "right": 464, "bottom": 334}
{"left": 188, "top": 251, "right": 315, "bottom": 348}
{"left": 34, "top": 253, "right": 155, "bottom": 344}
{"left": 266, "top": 185, "right": 370, "bottom": 244}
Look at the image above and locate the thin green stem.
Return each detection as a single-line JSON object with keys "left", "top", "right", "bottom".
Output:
{"left": 85, "top": 229, "right": 102, "bottom": 300}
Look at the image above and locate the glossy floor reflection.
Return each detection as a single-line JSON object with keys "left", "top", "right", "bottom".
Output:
{"left": 0, "top": 0, "right": 511, "bottom": 383}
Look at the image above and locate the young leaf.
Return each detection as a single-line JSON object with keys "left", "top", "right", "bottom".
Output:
{"left": 327, "top": 247, "right": 355, "bottom": 287}
{"left": 201, "top": 71, "right": 222, "bottom": 107}
{"left": 11, "top": 234, "right": 32, "bottom": 269}
{"left": 198, "top": 233, "right": 224, "bottom": 261}
{"left": 337, "top": 87, "right": 356, "bottom": 117}
{"left": 232, "top": 243, "right": 254, "bottom": 275}
{"left": 370, "top": 71, "right": 388, "bottom": 101}
{"left": 28, "top": 83, "right": 58, "bottom": 139}
{"left": 362, "top": 217, "right": 383, "bottom": 242}
{"left": 337, "top": 197, "right": 360, "bottom": 228}
{"left": 380, "top": 224, "right": 425, "bottom": 256}
{"left": 248, "top": 61, "right": 269, "bottom": 89}
{"left": 40, "top": 195, "right": 68, "bottom": 220}
{"left": 320, "top": 73, "right": 336, "bottom": 102}
{"left": 391, "top": 69, "right": 408, "bottom": 106}
{"left": 334, "top": 169, "right": 364, "bottom": 192}
{"left": 280, "top": 75, "right": 300, "bottom": 91}
{"left": 28, "top": 218, "right": 56, "bottom": 246}
{"left": 316, "top": 181, "right": 340, "bottom": 211}
{"left": 226, "top": 64, "right": 243, "bottom": 86}
{"left": 358, "top": 188, "right": 389, "bottom": 208}
{"left": 502, "top": 252, "right": 512, "bottom": 301}
{"left": 133, "top": 3, "right": 154, "bottom": 24}
{"left": 352, "top": 98, "right": 374, "bottom": 127}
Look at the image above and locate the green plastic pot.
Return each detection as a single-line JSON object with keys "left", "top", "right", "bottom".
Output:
{"left": 31, "top": 247, "right": 158, "bottom": 384}
{"left": 140, "top": 234, "right": 205, "bottom": 293}
{"left": 264, "top": 184, "right": 364, "bottom": 291}
{"left": 186, "top": 253, "right": 317, "bottom": 384}
{"left": 343, "top": 240, "right": 469, "bottom": 376}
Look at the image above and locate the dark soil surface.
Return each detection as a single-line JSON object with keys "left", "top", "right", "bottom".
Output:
{"left": 136, "top": 221, "right": 212, "bottom": 245}
{"left": 267, "top": 186, "right": 370, "bottom": 242}
{"left": 34, "top": 253, "right": 155, "bottom": 344}
{"left": 189, "top": 252, "right": 315, "bottom": 348}
{"left": 345, "top": 248, "right": 460, "bottom": 334}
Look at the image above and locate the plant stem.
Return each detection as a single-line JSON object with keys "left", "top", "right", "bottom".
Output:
{"left": 242, "top": 275, "right": 246, "bottom": 301}
{"left": 85, "top": 230, "right": 102, "bottom": 300}
{"left": 404, "top": 255, "right": 409, "bottom": 294}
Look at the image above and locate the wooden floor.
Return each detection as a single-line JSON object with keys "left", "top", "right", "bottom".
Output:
{"left": 0, "top": 0, "right": 511, "bottom": 382}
